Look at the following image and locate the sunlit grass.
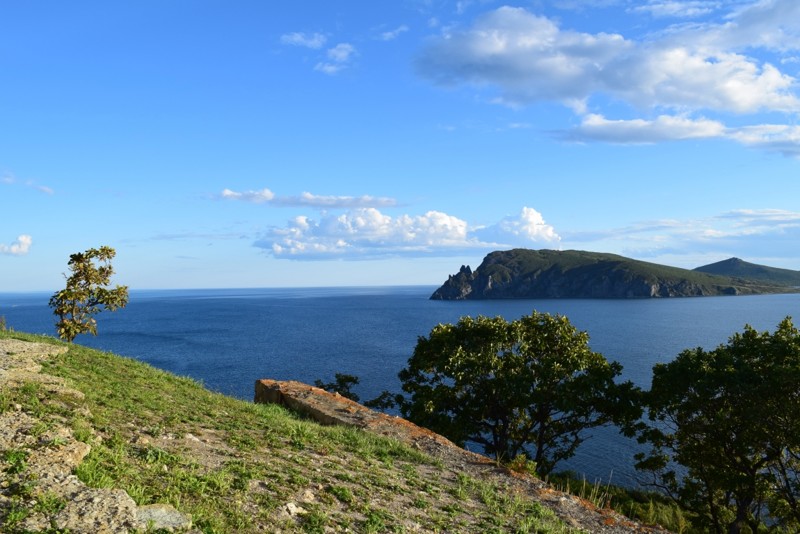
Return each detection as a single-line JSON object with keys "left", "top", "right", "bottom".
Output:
{"left": 1, "top": 330, "right": 576, "bottom": 533}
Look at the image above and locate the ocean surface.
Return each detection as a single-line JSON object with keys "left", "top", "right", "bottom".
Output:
{"left": 2, "top": 287, "right": 799, "bottom": 487}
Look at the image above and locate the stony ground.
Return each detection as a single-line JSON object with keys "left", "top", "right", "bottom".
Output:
{"left": 0, "top": 338, "right": 191, "bottom": 532}
{"left": 0, "top": 338, "right": 669, "bottom": 533}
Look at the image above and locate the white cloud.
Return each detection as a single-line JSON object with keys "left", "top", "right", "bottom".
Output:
{"left": 717, "top": 208, "right": 800, "bottom": 223}
{"left": 380, "top": 25, "right": 409, "bottom": 41}
{"left": 562, "top": 209, "right": 800, "bottom": 268}
{"left": 314, "top": 62, "right": 343, "bottom": 75}
{"left": 417, "top": 7, "right": 631, "bottom": 104}
{"left": 726, "top": 123, "right": 800, "bottom": 157}
{"left": 0, "top": 235, "right": 32, "bottom": 256}
{"left": 315, "top": 43, "right": 357, "bottom": 75}
{"left": 280, "top": 33, "right": 358, "bottom": 75}
{"left": 612, "top": 48, "right": 799, "bottom": 114}
{"left": 327, "top": 43, "right": 356, "bottom": 62}
{"left": 416, "top": 2, "right": 800, "bottom": 155}
{"left": 220, "top": 188, "right": 397, "bottom": 208}
{"left": 255, "top": 206, "right": 561, "bottom": 259}
{"left": 418, "top": 4, "right": 800, "bottom": 113}
{"left": 280, "top": 32, "right": 327, "bottom": 49}
{"left": 221, "top": 188, "right": 275, "bottom": 203}
{"left": 474, "top": 207, "right": 561, "bottom": 245}
{"left": 715, "top": 0, "right": 800, "bottom": 52}
{"left": 258, "top": 208, "right": 472, "bottom": 258}
{"left": 2, "top": 174, "right": 55, "bottom": 194}
{"left": 630, "top": 1, "right": 722, "bottom": 18}
{"left": 564, "top": 114, "right": 800, "bottom": 155}
{"left": 567, "top": 113, "right": 725, "bottom": 143}
{"left": 289, "top": 192, "right": 397, "bottom": 208}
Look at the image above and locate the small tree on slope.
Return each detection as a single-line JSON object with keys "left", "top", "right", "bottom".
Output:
{"left": 49, "top": 246, "right": 129, "bottom": 342}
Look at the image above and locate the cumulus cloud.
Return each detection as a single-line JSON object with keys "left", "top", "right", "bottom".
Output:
{"left": 417, "top": 7, "right": 631, "bottom": 104}
{"left": 254, "top": 206, "right": 561, "bottom": 259}
{"left": 612, "top": 48, "right": 799, "bottom": 114}
{"left": 474, "top": 207, "right": 561, "bottom": 245}
{"left": 416, "top": 1, "right": 800, "bottom": 154}
{"left": 566, "top": 113, "right": 726, "bottom": 143}
{"left": 221, "top": 188, "right": 275, "bottom": 203}
{"left": 418, "top": 4, "right": 800, "bottom": 112}
{"left": 379, "top": 25, "right": 409, "bottom": 41}
{"left": 220, "top": 188, "right": 397, "bottom": 209}
{"left": 713, "top": 0, "right": 800, "bottom": 52}
{"left": 315, "top": 43, "right": 357, "bottom": 75}
{"left": 0, "top": 235, "right": 32, "bottom": 256}
{"left": 258, "top": 208, "right": 472, "bottom": 258}
{"left": 280, "top": 32, "right": 327, "bottom": 49}
{"left": 564, "top": 114, "right": 800, "bottom": 154}
{"left": 726, "top": 124, "right": 800, "bottom": 157}
{"left": 280, "top": 32, "right": 356, "bottom": 74}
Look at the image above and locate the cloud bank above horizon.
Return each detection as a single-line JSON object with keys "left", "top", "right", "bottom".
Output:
{"left": 222, "top": 188, "right": 561, "bottom": 258}
{"left": 219, "top": 186, "right": 800, "bottom": 267}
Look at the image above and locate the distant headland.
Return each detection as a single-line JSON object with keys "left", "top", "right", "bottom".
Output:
{"left": 431, "top": 249, "right": 800, "bottom": 300}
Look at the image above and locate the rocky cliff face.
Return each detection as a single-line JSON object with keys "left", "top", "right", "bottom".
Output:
{"left": 430, "top": 249, "right": 763, "bottom": 300}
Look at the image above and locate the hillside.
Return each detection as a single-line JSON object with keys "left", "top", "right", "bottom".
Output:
{"left": 694, "top": 257, "right": 800, "bottom": 286}
{"left": 0, "top": 332, "right": 663, "bottom": 533}
{"left": 431, "top": 249, "right": 795, "bottom": 300}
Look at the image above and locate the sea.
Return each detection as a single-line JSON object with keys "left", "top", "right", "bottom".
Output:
{"left": 2, "top": 287, "right": 798, "bottom": 488}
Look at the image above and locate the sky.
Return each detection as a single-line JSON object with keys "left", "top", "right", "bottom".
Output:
{"left": 2, "top": 0, "right": 800, "bottom": 291}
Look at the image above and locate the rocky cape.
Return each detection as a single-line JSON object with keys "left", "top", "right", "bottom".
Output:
{"left": 431, "top": 249, "right": 800, "bottom": 300}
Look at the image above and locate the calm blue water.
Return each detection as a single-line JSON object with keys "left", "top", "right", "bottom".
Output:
{"left": 2, "top": 287, "right": 799, "bottom": 487}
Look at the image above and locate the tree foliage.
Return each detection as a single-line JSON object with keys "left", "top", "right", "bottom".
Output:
{"left": 49, "top": 246, "right": 129, "bottom": 342}
{"left": 314, "top": 373, "right": 361, "bottom": 402}
{"left": 398, "top": 311, "right": 640, "bottom": 475}
{"left": 636, "top": 317, "right": 800, "bottom": 534}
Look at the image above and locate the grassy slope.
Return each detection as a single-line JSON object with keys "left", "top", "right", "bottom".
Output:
{"left": 477, "top": 249, "right": 792, "bottom": 292}
{"left": 0, "top": 331, "right": 574, "bottom": 534}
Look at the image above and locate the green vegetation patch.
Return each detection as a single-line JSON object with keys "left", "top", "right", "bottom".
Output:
{"left": 0, "top": 331, "right": 575, "bottom": 533}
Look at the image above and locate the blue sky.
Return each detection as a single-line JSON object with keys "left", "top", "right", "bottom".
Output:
{"left": 3, "top": 0, "right": 800, "bottom": 291}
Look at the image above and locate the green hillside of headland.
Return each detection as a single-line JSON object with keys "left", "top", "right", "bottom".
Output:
{"left": 2, "top": 331, "right": 663, "bottom": 533}
{"left": 694, "top": 257, "right": 800, "bottom": 286}
{"left": 431, "top": 249, "right": 798, "bottom": 300}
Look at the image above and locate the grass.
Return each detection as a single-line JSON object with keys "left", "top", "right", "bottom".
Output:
{"left": 547, "top": 471, "right": 695, "bottom": 533}
{"left": 0, "top": 331, "right": 577, "bottom": 533}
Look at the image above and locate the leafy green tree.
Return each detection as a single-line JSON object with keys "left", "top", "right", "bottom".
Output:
{"left": 398, "top": 311, "right": 640, "bottom": 475}
{"left": 49, "top": 246, "right": 129, "bottom": 342}
{"left": 636, "top": 317, "right": 800, "bottom": 534}
{"left": 314, "top": 373, "right": 361, "bottom": 401}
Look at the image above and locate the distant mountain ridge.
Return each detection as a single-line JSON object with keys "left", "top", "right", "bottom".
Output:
{"left": 431, "top": 249, "right": 798, "bottom": 300}
{"left": 693, "top": 257, "right": 800, "bottom": 286}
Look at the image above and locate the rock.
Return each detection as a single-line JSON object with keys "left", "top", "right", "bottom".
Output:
{"left": 0, "top": 339, "right": 194, "bottom": 534}
{"left": 283, "top": 502, "right": 307, "bottom": 517}
{"left": 136, "top": 504, "right": 193, "bottom": 531}
{"left": 51, "top": 488, "right": 138, "bottom": 533}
